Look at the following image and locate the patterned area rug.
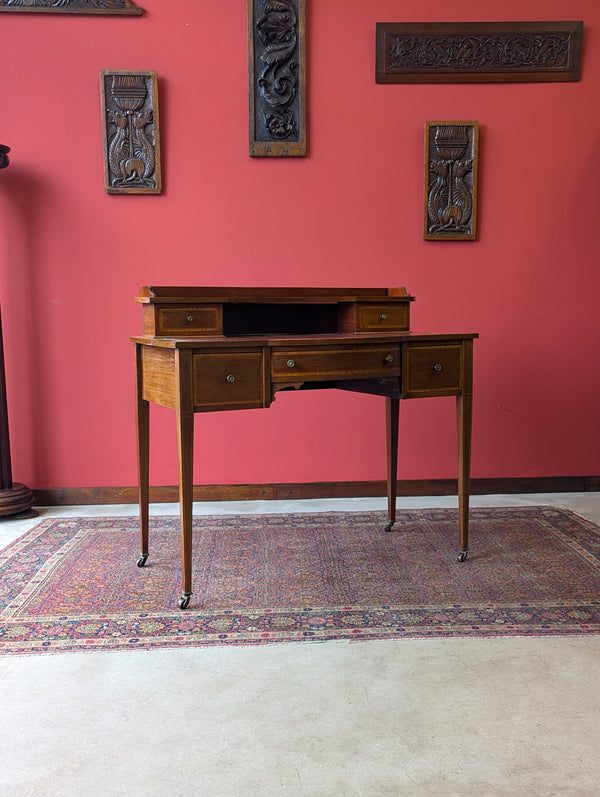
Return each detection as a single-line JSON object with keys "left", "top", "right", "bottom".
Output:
{"left": 1, "top": 507, "right": 600, "bottom": 655}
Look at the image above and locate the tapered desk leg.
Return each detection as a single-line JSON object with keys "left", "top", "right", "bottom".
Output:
{"left": 175, "top": 350, "right": 194, "bottom": 609}
{"left": 385, "top": 397, "right": 399, "bottom": 532}
{"left": 134, "top": 344, "right": 150, "bottom": 568}
{"left": 456, "top": 340, "right": 474, "bottom": 562}
{"left": 456, "top": 392, "right": 473, "bottom": 560}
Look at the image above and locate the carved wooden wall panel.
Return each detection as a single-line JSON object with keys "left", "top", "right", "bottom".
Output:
{"left": 424, "top": 122, "right": 479, "bottom": 241}
{"left": 377, "top": 22, "right": 582, "bottom": 83}
{"left": 0, "top": 0, "right": 142, "bottom": 13}
{"left": 100, "top": 70, "right": 161, "bottom": 194}
{"left": 248, "top": 0, "right": 306, "bottom": 157}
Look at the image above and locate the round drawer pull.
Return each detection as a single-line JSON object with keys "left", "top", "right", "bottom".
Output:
{"left": 226, "top": 374, "right": 235, "bottom": 383}
{"left": 186, "top": 316, "right": 194, "bottom": 323}
{"left": 433, "top": 363, "right": 443, "bottom": 372}
{"left": 380, "top": 313, "right": 387, "bottom": 320}
{"left": 385, "top": 354, "right": 394, "bottom": 363}
{"left": 287, "top": 359, "right": 296, "bottom": 368}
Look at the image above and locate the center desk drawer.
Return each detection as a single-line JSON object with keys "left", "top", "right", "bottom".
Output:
{"left": 192, "top": 351, "right": 264, "bottom": 410}
{"left": 271, "top": 345, "right": 400, "bottom": 381}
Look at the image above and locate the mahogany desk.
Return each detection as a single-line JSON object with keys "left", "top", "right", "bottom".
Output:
{"left": 132, "top": 287, "right": 477, "bottom": 609}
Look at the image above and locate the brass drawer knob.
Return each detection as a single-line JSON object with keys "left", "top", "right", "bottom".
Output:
{"left": 287, "top": 359, "right": 296, "bottom": 368}
{"left": 385, "top": 354, "right": 394, "bottom": 363}
{"left": 381, "top": 313, "right": 387, "bottom": 320}
{"left": 226, "top": 374, "right": 235, "bottom": 383}
{"left": 187, "top": 316, "right": 194, "bottom": 322}
{"left": 433, "top": 363, "right": 443, "bottom": 372}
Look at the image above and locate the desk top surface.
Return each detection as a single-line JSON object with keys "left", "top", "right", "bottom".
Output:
{"left": 131, "top": 331, "right": 478, "bottom": 348}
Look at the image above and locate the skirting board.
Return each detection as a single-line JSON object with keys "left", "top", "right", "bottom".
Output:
{"left": 33, "top": 476, "right": 600, "bottom": 506}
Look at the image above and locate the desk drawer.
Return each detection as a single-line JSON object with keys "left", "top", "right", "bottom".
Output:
{"left": 355, "top": 304, "right": 409, "bottom": 332}
{"left": 404, "top": 344, "right": 463, "bottom": 397}
{"left": 338, "top": 301, "right": 411, "bottom": 332}
{"left": 155, "top": 305, "right": 222, "bottom": 336}
{"left": 271, "top": 345, "right": 400, "bottom": 381}
{"left": 193, "top": 351, "right": 263, "bottom": 410}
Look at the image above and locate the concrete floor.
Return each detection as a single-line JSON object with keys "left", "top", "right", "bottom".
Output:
{"left": 1, "top": 493, "right": 600, "bottom": 796}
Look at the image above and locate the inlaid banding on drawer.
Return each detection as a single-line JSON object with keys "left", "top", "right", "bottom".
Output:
{"left": 404, "top": 344, "right": 463, "bottom": 396}
{"left": 156, "top": 305, "right": 222, "bottom": 336}
{"left": 271, "top": 346, "right": 400, "bottom": 381}
{"left": 193, "top": 351, "right": 264, "bottom": 410}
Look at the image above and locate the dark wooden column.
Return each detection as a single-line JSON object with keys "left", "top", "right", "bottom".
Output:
{"left": 0, "top": 144, "right": 36, "bottom": 518}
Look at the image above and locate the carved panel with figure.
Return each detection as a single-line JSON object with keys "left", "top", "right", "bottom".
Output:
{"left": 100, "top": 70, "right": 161, "bottom": 195}
{"left": 248, "top": 0, "right": 306, "bottom": 157}
{"left": 424, "top": 122, "right": 479, "bottom": 241}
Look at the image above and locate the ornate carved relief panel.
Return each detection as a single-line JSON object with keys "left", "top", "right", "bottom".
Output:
{"left": 424, "top": 122, "right": 479, "bottom": 241}
{"left": 376, "top": 22, "right": 582, "bottom": 83}
{"left": 248, "top": 0, "right": 306, "bottom": 157}
{"left": 0, "top": 0, "right": 142, "bottom": 13}
{"left": 100, "top": 70, "right": 161, "bottom": 194}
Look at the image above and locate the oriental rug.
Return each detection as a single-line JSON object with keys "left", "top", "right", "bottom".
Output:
{"left": 1, "top": 507, "right": 600, "bottom": 655}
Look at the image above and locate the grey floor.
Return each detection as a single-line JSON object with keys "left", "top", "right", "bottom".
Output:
{"left": 2, "top": 492, "right": 600, "bottom": 796}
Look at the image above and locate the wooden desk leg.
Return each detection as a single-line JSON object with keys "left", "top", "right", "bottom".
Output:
{"left": 385, "top": 396, "right": 399, "bottom": 532}
{"left": 134, "top": 344, "right": 150, "bottom": 568}
{"left": 175, "top": 350, "right": 194, "bottom": 610}
{"left": 456, "top": 340, "right": 474, "bottom": 562}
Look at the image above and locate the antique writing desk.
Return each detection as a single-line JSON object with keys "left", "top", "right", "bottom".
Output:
{"left": 132, "top": 286, "right": 477, "bottom": 609}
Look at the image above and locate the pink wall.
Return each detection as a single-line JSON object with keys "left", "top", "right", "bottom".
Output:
{"left": 0, "top": 0, "right": 599, "bottom": 491}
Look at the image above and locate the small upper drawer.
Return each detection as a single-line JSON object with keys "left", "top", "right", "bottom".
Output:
{"left": 148, "top": 305, "right": 222, "bottom": 336}
{"left": 356, "top": 304, "right": 410, "bottom": 331}
{"left": 271, "top": 345, "right": 400, "bottom": 381}
{"left": 404, "top": 344, "right": 463, "bottom": 397}
{"left": 338, "top": 302, "right": 410, "bottom": 333}
{"left": 192, "top": 351, "right": 264, "bottom": 411}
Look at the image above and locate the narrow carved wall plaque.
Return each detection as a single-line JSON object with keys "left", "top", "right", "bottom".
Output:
{"left": 376, "top": 22, "right": 582, "bottom": 83}
{"left": 100, "top": 70, "right": 161, "bottom": 194}
{"left": 424, "top": 122, "right": 479, "bottom": 241}
{"left": 0, "top": 0, "right": 142, "bottom": 13}
{"left": 248, "top": 0, "right": 306, "bottom": 157}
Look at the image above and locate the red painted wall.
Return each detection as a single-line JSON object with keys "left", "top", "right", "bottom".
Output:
{"left": 1, "top": 0, "right": 599, "bottom": 491}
